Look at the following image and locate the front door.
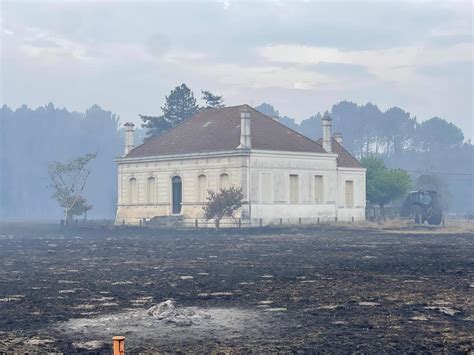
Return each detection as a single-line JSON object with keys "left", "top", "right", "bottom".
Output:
{"left": 172, "top": 176, "right": 182, "bottom": 214}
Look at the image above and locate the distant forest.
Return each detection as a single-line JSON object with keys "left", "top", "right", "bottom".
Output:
{"left": 0, "top": 101, "right": 472, "bottom": 220}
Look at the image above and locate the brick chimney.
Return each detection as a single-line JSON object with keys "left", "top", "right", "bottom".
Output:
{"left": 124, "top": 122, "right": 135, "bottom": 155}
{"left": 321, "top": 113, "right": 332, "bottom": 153}
{"left": 333, "top": 132, "right": 343, "bottom": 146}
{"left": 238, "top": 106, "right": 251, "bottom": 149}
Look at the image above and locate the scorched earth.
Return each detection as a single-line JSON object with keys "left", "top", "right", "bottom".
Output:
{"left": 0, "top": 223, "right": 472, "bottom": 353}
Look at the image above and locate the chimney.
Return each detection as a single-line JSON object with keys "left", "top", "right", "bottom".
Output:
{"left": 124, "top": 122, "right": 135, "bottom": 155}
{"left": 238, "top": 106, "right": 251, "bottom": 149}
{"left": 333, "top": 132, "right": 343, "bottom": 145}
{"left": 321, "top": 113, "right": 332, "bottom": 153}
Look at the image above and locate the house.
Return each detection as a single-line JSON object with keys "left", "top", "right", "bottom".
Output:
{"left": 115, "top": 105, "right": 366, "bottom": 226}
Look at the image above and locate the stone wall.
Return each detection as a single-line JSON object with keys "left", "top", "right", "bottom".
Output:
{"left": 115, "top": 152, "right": 248, "bottom": 225}
{"left": 248, "top": 150, "right": 365, "bottom": 222}
{"left": 115, "top": 150, "right": 366, "bottom": 225}
{"left": 336, "top": 167, "right": 366, "bottom": 221}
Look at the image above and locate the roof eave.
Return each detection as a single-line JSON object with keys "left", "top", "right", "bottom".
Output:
{"left": 251, "top": 149, "right": 337, "bottom": 158}
{"left": 114, "top": 148, "right": 250, "bottom": 163}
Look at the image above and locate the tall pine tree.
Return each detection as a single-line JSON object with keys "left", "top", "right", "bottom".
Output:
{"left": 142, "top": 83, "right": 199, "bottom": 139}
{"left": 201, "top": 90, "right": 225, "bottom": 108}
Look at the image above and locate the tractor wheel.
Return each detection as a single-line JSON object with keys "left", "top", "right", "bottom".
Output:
{"left": 427, "top": 207, "right": 442, "bottom": 225}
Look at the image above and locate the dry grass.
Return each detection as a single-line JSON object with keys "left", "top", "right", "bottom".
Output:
{"left": 317, "top": 218, "right": 474, "bottom": 234}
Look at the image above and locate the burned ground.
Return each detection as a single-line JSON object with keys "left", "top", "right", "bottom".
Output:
{"left": 0, "top": 224, "right": 472, "bottom": 353}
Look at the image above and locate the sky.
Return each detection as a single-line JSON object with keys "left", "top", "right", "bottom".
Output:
{"left": 1, "top": 0, "right": 473, "bottom": 139}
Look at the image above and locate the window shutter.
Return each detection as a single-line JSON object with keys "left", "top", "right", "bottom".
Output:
{"left": 261, "top": 173, "right": 272, "bottom": 202}
{"left": 129, "top": 178, "right": 137, "bottom": 204}
{"left": 289, "top": 175, "right": 299, "bottom": 203}
{"left": 345, "top": 180, "right": 354, "bottom": 207}
{"left": 147, "top": 177, "right": 156, "bottom": 204}
{"left": 220, "top": 173, "right": 230, "bottom": 190}
{"left": 314, "top": 175, "right": 324, "bottom": 203}
{"left": 197, "top": 175, "right": 207, "bottom": 202}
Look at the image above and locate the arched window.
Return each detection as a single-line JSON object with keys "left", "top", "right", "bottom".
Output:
{"left": 147, "top": 177, "right": 156, "bottom": 204}
{"left": 197, "top": 174, "right": 207, "bottom": 202}
{"left": 219, "top": 173, "right": 230, "bottom": 190}
{"left": 129, "top": 177, "right": 137, "bottom": 204}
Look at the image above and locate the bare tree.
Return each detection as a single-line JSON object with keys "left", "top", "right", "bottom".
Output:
{"left": 48, "top": 153, "right": 96, "bottom": 224}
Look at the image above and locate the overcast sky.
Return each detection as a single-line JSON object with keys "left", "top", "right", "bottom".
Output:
{"left": 1, "top": 1, "right": 473, "bottom": 138}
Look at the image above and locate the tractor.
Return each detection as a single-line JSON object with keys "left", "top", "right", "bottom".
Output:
{"left": 400, "top": 190, "right": 443, "bottom": 225}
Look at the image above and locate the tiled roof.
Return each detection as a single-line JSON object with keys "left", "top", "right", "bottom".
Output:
{"left": 126, "top": 105, "right": 326, "bottom": 158}
{"left": 316, "top": 138, "right": 363, "bottom": 168}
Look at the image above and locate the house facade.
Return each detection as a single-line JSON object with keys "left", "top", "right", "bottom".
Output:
{"left": 115, "top": 105, "right": 366, "bottom": 226}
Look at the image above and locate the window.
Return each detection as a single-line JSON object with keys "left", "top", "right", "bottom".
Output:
{"left": 197, "top": 174, "right": 208, "bottom": 202}
{"left": 147, "top": 177, "right": 156, "bottom": 204}
{"left": 345, "top": 180, "right": 354, "bottom": 207}
{"left": 289, "top": 174, "right": 299, "bottom": 203}
{"left": 314, "top": 175, "right": 324, "bottom": 203}
{"left": 129, "top": 177, "right": 137, "bottom": 204}
{"left": 219, "top": 173, "right": 230, "bottom": 190}
{"left": 260, "top": 173, "right": 272, "bottom": 203}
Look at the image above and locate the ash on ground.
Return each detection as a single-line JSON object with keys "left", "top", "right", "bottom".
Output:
{"left": 145, "top": 300, "right": 199, "bottom": 326}
{"left": 55, "top": 300, "right": 272, "bottom": 350}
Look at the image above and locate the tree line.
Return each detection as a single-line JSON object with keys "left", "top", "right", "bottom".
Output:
{"left": 0, "top": 104, "right": 122, "bottom": 219}
{"left": 0, "top": 83, "right": 472, "bottom": 220}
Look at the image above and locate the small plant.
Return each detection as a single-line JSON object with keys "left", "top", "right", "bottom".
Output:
{"left": 203, "top": 186, "right": 244, "bottom": 229}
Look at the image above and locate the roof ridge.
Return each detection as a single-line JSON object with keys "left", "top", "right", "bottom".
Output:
{"left": 128, "top": 105, "right": 249, "bottom": 156}
{"left": 317, "top": 137, "right": 362, "bottom": 168}
{"left": 127, "top": 104, "right": 327, "bottom": 158}
{"left": 248, "top": 106, "right": 324, "bottom": 149}
{"left": 331, "top": 137, "right": 359, "bottom": 163}
{"left": 203, "top": 104, "right": 247, "bottom": 111}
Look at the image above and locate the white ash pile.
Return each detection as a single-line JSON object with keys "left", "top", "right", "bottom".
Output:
{"left": 146, "top": 300, "right": 209, "bottom": 326}
{"left": 56, "top": 302, "right": 269, "bottom": 345}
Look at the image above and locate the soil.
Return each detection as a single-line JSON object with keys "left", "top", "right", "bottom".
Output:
{"left": 0, "top": 223, "right": 472, "bottom": 353}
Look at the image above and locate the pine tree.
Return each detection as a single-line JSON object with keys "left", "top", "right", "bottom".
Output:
{"left": 140, "top": 114, "right": 172, "bottom": 139}
{"left": 201, "top": 90, "right": 225, "bottom": 108}
{"left": 141, "top": 83, "right": 199, "bottom": 139}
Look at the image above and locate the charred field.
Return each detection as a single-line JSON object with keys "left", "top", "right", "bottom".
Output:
{"left": 0, "top": 223, "right": 472, "bottom": 354}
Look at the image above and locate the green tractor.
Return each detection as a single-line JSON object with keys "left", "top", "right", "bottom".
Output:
{"left": 400, "top": 190, "right": 443, "bottom": 225}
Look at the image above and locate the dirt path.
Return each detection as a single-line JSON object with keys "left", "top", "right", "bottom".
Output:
{"left": 0, "top": 224, "right": 472, "bottom": 353}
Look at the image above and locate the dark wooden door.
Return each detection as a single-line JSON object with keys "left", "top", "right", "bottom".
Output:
{"left": 172, "top": 176, "right": 182, "bottom": 214}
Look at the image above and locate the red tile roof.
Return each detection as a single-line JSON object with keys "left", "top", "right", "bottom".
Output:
{"left": 126, "top": 105, "right": 326, "bottom": 158}
{"left": 316, "top": 138, "right": 363, "bottom": 168}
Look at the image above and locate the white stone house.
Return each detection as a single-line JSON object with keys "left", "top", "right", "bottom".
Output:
{"left": 115, "top": 105, "right": 366, "bottom": 226}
